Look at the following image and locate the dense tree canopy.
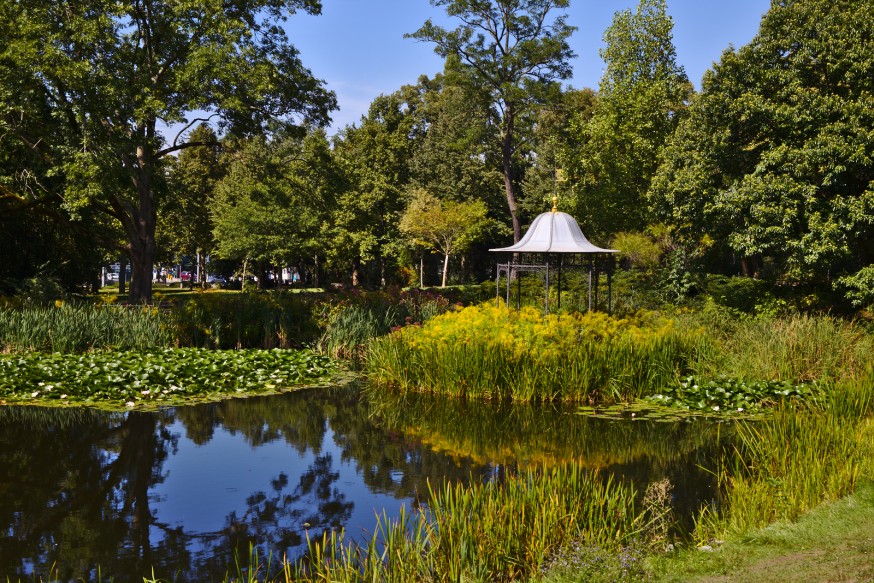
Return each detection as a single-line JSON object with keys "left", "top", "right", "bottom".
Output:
{"left": 562, "top": 0, "right": 691, "bottom": 239}
{"left": 650, "top": 0, "right": 874, "bottom": 300}
{"left": 3, "top": 0, "right": 873, "bottom": 310}
{"left": 0, "top": 0, "right": 335, "bottom": 301}
{"left": 408, "top": 0, "right": 576, "bottom": 243}
{"left": 211, "top": 130, "right": 338, "bottom": 286}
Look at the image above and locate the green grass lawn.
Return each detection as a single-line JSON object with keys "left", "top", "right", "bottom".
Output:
{"left": 647, "top": 481, "right": 874, "bottom": 583}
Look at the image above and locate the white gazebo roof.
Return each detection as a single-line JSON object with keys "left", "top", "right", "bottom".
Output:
{"left": 490, "top": 210, "right": 618, "bottom": 254}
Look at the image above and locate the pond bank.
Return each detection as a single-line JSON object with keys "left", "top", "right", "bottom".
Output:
{"left": 649, "top": 481, "right": 874, "bottom": 582}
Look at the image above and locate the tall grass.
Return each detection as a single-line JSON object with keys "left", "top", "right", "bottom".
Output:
{"left": 169, "top": 292, "right": 321, "bottom": 349}
{"left": 0, "top": 303, "right": 170, "bottom": 352}
{"left": 367, "top": 304, "right": 706, "bottom": 403}
{"left": 316, "top": 304, "right": 400, "bottom": 362}
{"left": 678, "top": 308, "right": 873, "bottom": 384}
{"left": 695, "top": 369, "right": 874, "bottom": 541}
{"left": 294, "top": 464, "right": 642, "bottom": 582}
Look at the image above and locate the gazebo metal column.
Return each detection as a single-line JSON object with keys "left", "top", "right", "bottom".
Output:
{"left": 494, "top": 253, "right": 617, "bottom": 315}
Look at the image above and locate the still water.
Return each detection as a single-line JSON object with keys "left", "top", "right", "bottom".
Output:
{"left": 0, "top": 386, "right": 731, "bottom": 581}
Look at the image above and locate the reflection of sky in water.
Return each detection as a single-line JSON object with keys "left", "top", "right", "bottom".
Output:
{"left": 151, "top": 419, "right": 409, "bottom": 556}
{"left": 0, "top": 390, "right": 728, "bottom": 581}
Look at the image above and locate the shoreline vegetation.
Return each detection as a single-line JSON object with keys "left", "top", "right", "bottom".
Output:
{"left": 1, "top": 289, "right": 873, "bottom": 581}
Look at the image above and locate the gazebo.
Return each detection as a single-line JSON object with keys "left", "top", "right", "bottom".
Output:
{"left": 490, "top": 197, "right": 618, "bottom": 314}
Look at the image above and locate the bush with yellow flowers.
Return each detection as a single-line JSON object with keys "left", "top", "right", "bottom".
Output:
{"left": 367, "top": 303, "right": 706, "bottom": 404}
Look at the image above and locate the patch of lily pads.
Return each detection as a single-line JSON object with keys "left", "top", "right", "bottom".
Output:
{"left": 648, "top": 375, "right": 820, "bottom": 413}
{"left": 578, "top": 376, "right": 821, "bottom": 421}
{"left": 0, "top": 348, "right": 341, "bottom": 409}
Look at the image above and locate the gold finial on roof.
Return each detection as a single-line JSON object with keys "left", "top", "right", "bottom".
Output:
{"left": 551, "top": 195, "right": 559, "bottom": 213}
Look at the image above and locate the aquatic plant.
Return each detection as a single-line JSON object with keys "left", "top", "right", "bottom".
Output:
{"left": 677, "top": 309, "right": 873, "bottom": 384}
{"left": 0, "top": 302, "right": 171, "bottom": 352}
{"left": 0, "top": 348, "right": 338, "bottom": 407}
{"left": 316, "top": 304, "right": 400, "bottom": 362}
{"left": 169, "top": 292, "right": 321, "bottom": 349}
{"left": 647, "top": 376, "right": 821, "bottom": 414}
{"left": 294, "top": 463, "right": 641, "bottom": 582}
{"left": 367, "top": 303, "right": 705, "bottom": 403}
{"left": 694, "top": 371, "right": 874, "bottom": 541}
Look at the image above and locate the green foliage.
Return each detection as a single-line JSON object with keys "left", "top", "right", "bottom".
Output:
{"left": 329, "top": 90, "right": 420, "bottom": 283}
{"left": 838, "top": 265, "right": 874, "bottom": 308}
{"left": 0, "top": 303, "right": 171, "bottom": 352}
{"left": 316, "top": 304, "right": 400, "bottom": 363}
{"left": 368, "top": 304, "right": 702, "bottom": 404}
{"left": 0, "top": 348, "right": 338, "bottom": 407}
{"left": 562, "top": 0, "right": 691, "bottom": 238}
{"left": 0, "top": 0, "right": 336, "bottom": 301}
{"left": 651, "top": 0, "right": 874, "bottom": 300}
{"left": 699, "top": 377, "right": 874, "bottom": 539}
{"left": 161, "top": 123, "right": 222, "bottom": 279}
{"left": 702, "top": 275, "right": 774, "bottom": 314}
{"left": 399, "top": 188, "right": 495, "bottom": 286}
{"left": 682, "top": 310, "right": 874, "bottom": 384}
{"left": 409, "top": 0, "right": 575, "bottom": 242}
{"left": 297, "top": 464, "right": 641, "bottom": 582}
{"left": 170, "top": 292, "right": 321, "bottom": 349}
{"left": 612, "top": 231, "right": 663, "bottom": 272}
{"left": 212, "top": 131, "right": 338, "bottom": 272}
{"left": 648, "top": 376, "right": 820, "bottom": 414}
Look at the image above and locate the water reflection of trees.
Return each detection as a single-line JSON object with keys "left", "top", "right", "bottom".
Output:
{"left": 366, "top": 389, "right": 735, "bottom": 534}
{"left": 0, "top": 407, "right": 177, "bottom": 581}
{"left": 0, "top": 386, "right": 735, "bottom": 579}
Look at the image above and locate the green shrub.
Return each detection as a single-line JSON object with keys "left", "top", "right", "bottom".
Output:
{"left": 367, "top": 304, "right": 706, "bottom": 404}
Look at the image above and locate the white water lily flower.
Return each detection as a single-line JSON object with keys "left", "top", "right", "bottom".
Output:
{"left": 141, "top": 389, "right": 151, "bottom": 395}
{"left": 60, "top": 394, "right": 67, "bottom": 399}
{"left": 712, "top": 405, "right": 720, "bottom": 411}
{"left": 31, "top": 391, "right": 39, "bottom": 398}
{"left": 125, "top": 401, "right": 135, "bottom": 407}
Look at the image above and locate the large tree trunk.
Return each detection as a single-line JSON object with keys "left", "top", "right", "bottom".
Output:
{"left": 352, "top": 257, "right": 361, "bottom": 287}
{"left": 120, "top": 144, "right": 158, "bottom": 303}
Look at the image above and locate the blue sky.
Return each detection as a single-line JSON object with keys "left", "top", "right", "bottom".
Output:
{"left": 284, "top": 0, "right": 772, "bottom": 134}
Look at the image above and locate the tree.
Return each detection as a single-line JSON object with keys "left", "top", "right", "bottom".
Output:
{"left": 400, "top": 189, "right": 491, "bottom": 287}
{"left": 409, "top": 66, "right": 503, "bottom": 208}
{"left": 161, "top": 124, "right": 222, "bottom": 287}
{"left": 0, "top": 0, "right": 335, "bottom": 302}
{"left": 408, "top": 0, "right": 576, "bottom": 243}
{"left": 650, "top": 0, "right": 874, "bottom": 300}
{"left": 521, "top": 87, "right": 596, "bottom": 218}
{"left": 211, "top": 130, "right": 337, "bottom": 287}
{"left": 561, "top": 0, "right": 691, "bottom": 239}
{"left": 330, "top": 88, "right": 423, "bottom": 287}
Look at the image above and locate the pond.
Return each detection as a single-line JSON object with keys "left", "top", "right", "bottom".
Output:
{"left": 0, "top": 385, "right": 732, "bottom": 582}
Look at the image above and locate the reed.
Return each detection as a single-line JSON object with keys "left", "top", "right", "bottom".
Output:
{"left": 367, "top": 304, "right": 705, "bottom": 404}
{"left": 680, "top": 310, "right": 873, "bottom": 384}
{"left": 293, "top": 463, "right": 642, "bottom": 582}
{"left": 169, "top": 292, "right": 321, "bottom": 349}
{"left": 0, "top": 302, "right": 170, "bottom": 352}
{"left": 695, "top": 370, "right": 874, "bottom": 541}
{"left": 316, "top": 303, "right": 400, "bottom": 362}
